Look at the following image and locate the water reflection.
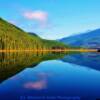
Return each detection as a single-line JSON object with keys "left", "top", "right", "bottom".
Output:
{"left": 0, "top": 52, "right": 65, "bottom": 83}
{"left": 24, "top": 72, "right": 49, "bottom": 90}
{"left": 23, "top": 72, "right": 52, "bottom": 90}
{"left": 61, "top": 52, "right": 100, "bottom": 71}
{"left": 0, "top": 52, "right": 100, "bottom": 100}
{"left": 1, "top": 51, "right": 100, "bottom": 83}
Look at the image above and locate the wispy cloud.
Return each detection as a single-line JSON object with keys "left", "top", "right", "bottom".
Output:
{"left": 23, "top": 10, "right": 48, "bottom": 21}
{"left": 23, "top": 10, "right": 48, "bottom": 28}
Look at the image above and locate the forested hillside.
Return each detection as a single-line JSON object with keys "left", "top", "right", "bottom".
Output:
{"left": 0, "top": 18, "right": 68, "bottom": 50}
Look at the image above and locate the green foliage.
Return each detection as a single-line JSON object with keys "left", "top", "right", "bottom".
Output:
{"left": 0, "top": 18, "right": 68, "bottom": 50}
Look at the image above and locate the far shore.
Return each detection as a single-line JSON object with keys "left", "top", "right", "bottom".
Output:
{"left": 0, "top": 49, "right": 98, "bottom": 53}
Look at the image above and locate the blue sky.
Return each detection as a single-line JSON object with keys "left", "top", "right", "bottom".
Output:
{"left": 0, "top": 0, "right": 100, "bottom": 39}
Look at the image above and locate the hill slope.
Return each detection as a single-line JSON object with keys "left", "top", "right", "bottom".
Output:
{"left": 59, "top": 29, "right": 100, "bottom": 48}
{"left": 0, "top": 18, "right": 67, "bottom": 50}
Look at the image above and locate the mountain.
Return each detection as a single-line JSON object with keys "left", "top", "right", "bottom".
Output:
{"left": 0, "top": 18, "right": 68, "bottom": 50}
{"left": 59, "top": 29, "right": 100, "bottom": 48}
{"left": 28, "top": 32, "right": 40, "bottom": 38}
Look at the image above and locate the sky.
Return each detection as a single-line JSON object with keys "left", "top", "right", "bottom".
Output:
{"left": 0, "top": 0, "right": 100, "bottom": 40}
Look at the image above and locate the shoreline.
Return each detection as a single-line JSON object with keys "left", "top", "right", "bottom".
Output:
{"left": 0, "top": 49, "right": 97, "bottom": 52}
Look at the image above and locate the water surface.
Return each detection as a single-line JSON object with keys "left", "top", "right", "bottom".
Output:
{"left": 0, "top": 52, "right": 100, "bottom": 100}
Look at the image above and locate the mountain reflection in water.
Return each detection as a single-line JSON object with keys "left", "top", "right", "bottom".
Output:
{"left": 0, "top": 52, "right": 66, "bottom": 83}
{"left": 0, "top": 52, "right": 100, "bottom": 100}
{"left": 0, "top": 52, "right": 100, "bottom": 83}
{"left": 60, "top": 52, "right": 100, "bottom": 71}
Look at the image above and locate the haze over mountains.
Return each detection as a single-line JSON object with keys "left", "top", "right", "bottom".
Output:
{"left": 59, "top": 29, "right": 100, "bottom": 48}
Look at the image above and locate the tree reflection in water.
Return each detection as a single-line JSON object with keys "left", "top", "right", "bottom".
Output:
{"left": 0, "top": 51, "right": 65, "bottom": 83}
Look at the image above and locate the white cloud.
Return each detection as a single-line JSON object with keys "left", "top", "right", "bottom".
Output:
{"left": 23, "top": 10, "right": 48, "bottom": 28}
{"left": 23, "top": 10, "right": 48, "bottom": 21}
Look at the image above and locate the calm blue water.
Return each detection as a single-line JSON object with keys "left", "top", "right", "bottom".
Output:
{"left": 0, "top": 52, "right": 100, "bottom": 100}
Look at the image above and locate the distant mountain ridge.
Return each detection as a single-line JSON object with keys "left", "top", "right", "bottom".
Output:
{"left": 59, "top": 29, "right": 100, "bottom": 48}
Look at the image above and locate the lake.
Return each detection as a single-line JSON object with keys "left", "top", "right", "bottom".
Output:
{"left": 0, "top": 52, "right": 100, "bottom": 100}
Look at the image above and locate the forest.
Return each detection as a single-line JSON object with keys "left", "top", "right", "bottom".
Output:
{"left": 0, "top": 18, "right": 68, "bottom": 50}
